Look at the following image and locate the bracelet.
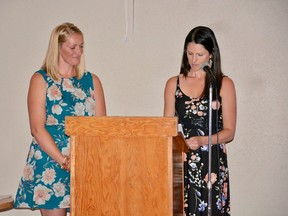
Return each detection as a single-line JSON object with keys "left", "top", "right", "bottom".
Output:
{"left": 61, "top": 155, "right": 70, "bottom": 171}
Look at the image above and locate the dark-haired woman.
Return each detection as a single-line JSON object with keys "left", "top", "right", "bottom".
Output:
{"left": 164, "top": 26, "right": 236, "bottom": 215}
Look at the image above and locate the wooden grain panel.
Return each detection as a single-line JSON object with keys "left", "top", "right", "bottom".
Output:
{"left": 65, "top": 116, "right": 177, "bottom": 137}
{"left": 67, "top": 117, "right": 185, "bottom": 216}
{"left": 0, "top": 195, "right": 14, "bottom": 212}
{"left": 173, "top": 134, "right": 188, "bottom": 215}
{"left": 71, "top": 135, "right": 173, "bottom": 216}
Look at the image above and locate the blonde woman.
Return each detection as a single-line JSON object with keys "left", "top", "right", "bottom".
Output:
{"left": 14, "top": 22, "right": 106, "bottom": 216}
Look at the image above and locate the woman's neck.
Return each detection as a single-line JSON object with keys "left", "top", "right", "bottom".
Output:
{"left": 187, "top": 69, "right": 204, "bottom": 79}
{"left": 58, "top": 66, "right": 76, "bottom": 78}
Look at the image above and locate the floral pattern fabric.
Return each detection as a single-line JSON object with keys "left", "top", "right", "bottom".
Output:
{"left": 175, "top": 76, "right": 231, "bottom": 215}
{"left": 14, "top": 70, "right": 96, "bottom": 210}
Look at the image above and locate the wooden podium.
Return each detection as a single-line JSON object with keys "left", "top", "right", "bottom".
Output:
{"left": 0, "top": 195, "right": 14, "bottom": 212}
{"left": 65, "top": 116, "right": 188, "bottom": 216}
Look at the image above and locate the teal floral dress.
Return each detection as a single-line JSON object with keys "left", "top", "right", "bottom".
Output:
{"left": 175, "top": 77, "right": 231, "bottom": 215}
{"left": 14, "top": 70, "right": 96, "bottom": 210}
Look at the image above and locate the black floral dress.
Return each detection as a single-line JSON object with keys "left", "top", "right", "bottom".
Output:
{"left": 175, "top": 76, "right": 231, "bottom": 215}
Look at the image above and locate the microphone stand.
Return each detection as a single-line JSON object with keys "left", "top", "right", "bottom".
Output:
{"left": 207, "top": 81, "right": 213, "bottom": 216}
{"left": 202, "top": 63, "right": 216, "bottom": 216}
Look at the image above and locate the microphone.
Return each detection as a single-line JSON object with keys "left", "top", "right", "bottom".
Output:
{"left": 202, "top": 62, "right": 216, "bottom": 82}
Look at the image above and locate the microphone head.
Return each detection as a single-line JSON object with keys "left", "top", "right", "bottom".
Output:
{"left": 201, "top": 62, "right": 210, "bottom": 69}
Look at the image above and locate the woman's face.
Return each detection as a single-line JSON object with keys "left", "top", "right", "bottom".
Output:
{"left": 59, "top": 33, "right": 84, "bottom": 67}
{"left": 186, "top": 42, "right": 211, "bottom": 72}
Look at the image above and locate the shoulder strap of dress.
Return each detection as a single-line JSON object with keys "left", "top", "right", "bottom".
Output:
{"left": 174, "top": 75, "right": 180, "bottom": 96}
{"left": 78, "top": 71, "right": 95, "bottom": 90}
{"left": 35, "top": 69, "right": 48, "bottom": 82}
{"left": 176, "top": 75, "right": 180, "bottom": 88}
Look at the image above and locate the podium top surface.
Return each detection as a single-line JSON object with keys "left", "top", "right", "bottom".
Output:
{"left": 65, "top": 116, "right": 178, "bottom": 137}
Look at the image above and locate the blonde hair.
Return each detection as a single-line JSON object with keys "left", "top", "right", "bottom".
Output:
{"left": 41, "top": 22, "right": 86, "bottom": 80}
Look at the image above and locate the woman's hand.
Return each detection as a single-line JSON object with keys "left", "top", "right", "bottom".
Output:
{"left": 186, "top": 136, "right": 207, "bottom": 150}
{"left": 61, "top": 155, "right": 71, "bottom": 171}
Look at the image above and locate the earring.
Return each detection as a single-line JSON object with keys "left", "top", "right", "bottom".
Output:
{"left": 209, "top": 58, "right": 213, "bottom": 67}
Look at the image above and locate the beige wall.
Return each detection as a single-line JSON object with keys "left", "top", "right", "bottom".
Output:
{"left": 1, "top": 0, "right": 287, "bottom": 215}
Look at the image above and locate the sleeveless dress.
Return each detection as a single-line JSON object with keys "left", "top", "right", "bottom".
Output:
{"left": 14, "top": 70, "right": 96, "bottom": 210}
{"left": 175, "top": 76, "right": 231, "bottom": 215}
